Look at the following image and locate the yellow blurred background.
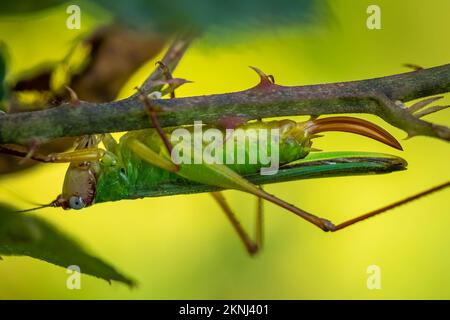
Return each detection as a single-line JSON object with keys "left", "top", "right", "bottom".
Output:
{"left": 0, "top": 0, "right": 449, "bottom": 299}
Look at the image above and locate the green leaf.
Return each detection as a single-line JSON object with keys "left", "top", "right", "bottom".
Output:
{"left": 0, "top": 204, "right": 135, "bottom": 287}
{"left": 95, "top": 0, "right": 324, "bottom": 33}
{"left": 0, "top": 1, "right": 64, "bottom": 14}
{"left": 0, "top": 0, "right": 326, "bottom": 35}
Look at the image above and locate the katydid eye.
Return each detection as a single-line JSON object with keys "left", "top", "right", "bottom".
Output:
{"left": 69, "top": 196, "right": 85, "bottom": 210}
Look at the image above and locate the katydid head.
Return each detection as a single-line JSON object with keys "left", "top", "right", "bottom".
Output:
{"left": 51, "top": 162, "right": 97, "bottom": 210}
{"left": 296, "top": 116, "right": 403, "bottom": 151}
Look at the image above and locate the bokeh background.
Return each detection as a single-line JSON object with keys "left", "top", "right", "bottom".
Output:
{"left": 0, "top": 0, "right": 449, "bottom": 299}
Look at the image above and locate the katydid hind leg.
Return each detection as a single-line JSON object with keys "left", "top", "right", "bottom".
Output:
{"left": 187, "top": 162, "right": 450, "bottom": 233}
{"left": 256, "top": 187, "right": 264, "bottom": 248}
{"left": 127, "top": 138, "right": 179, "bottom": 173}
{"left": 177, "top": 161, "right": 333, "bottom": 231}
{"left": 328, "top": 180, "right": 450, "bottom": 231}
{"left": 211, "top": 191, "right": 260, "bottom": 256}
{"left": 258, "top": 180, "right": 450, "bottom": 232}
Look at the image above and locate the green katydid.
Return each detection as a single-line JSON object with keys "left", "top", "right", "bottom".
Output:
{"left": 7, "top": 67, "right": 449, "bottom": 256}
{"left": 9, "top": 112, "right": 448, "bottom": 255}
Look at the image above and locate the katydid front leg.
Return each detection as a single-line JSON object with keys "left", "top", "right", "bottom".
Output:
{"left": 0, "top": 144, "right": 104, "bottom": 163}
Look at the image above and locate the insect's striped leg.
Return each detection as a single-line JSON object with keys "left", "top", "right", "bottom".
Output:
{"left": 211, "top": 192, "right": 261, "bottom": 256}
{"left": 45, "top": 148, "right": 106, "bottom": 163}
{"left": 0, "top": 144, "right": 104, "bottom": 163}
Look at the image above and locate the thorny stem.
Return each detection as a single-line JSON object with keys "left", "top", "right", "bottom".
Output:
{"left": 0, "top": 59, "right": 448, "bottom": 145}
{"left": 132, "top": 32, "right": 196, "bottom": 96}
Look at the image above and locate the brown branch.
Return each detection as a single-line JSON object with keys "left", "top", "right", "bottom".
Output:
{"left": 0, "top": 63, "right": 449, "bottom": 145}
{"left": 133, "top": 32, "right": 195, "bottom": 96}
